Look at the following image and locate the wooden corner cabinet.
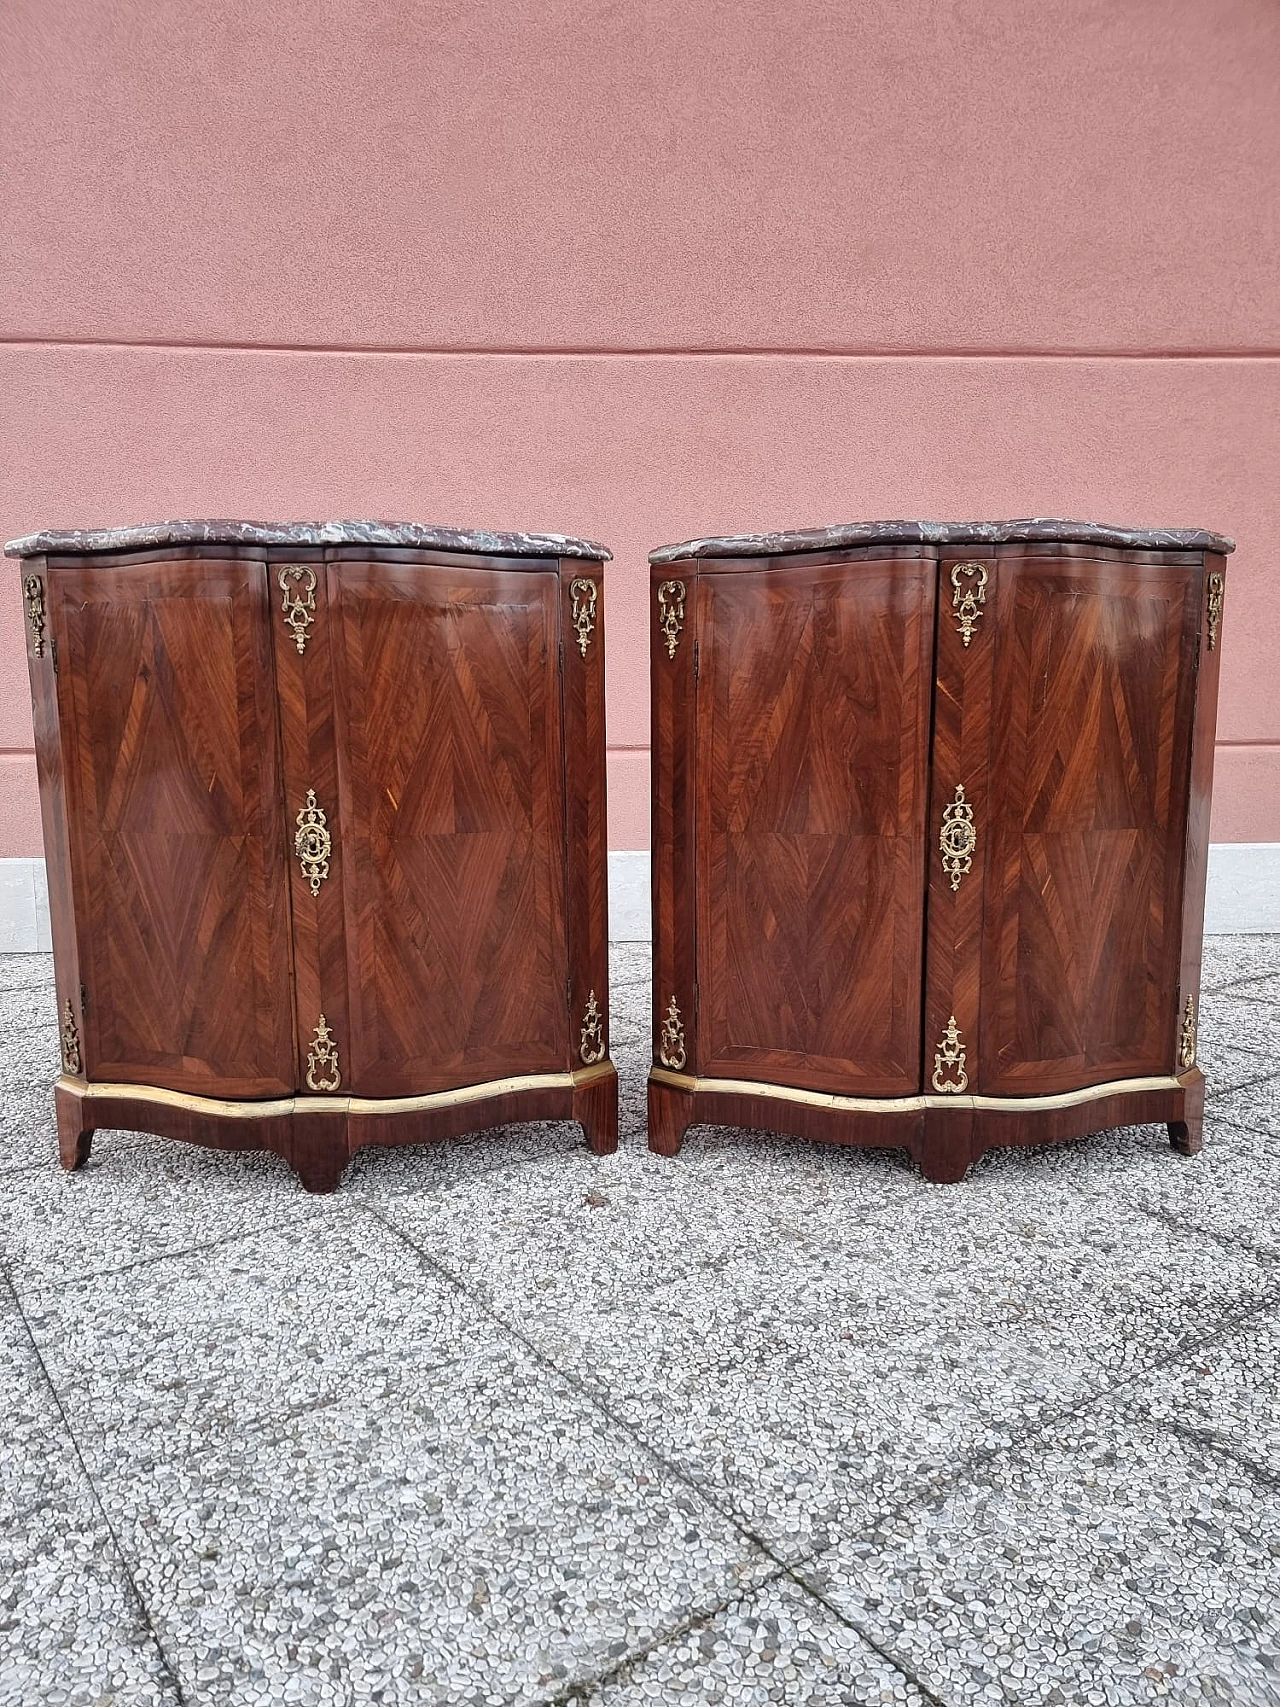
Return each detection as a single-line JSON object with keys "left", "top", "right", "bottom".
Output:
{"left": 646, "top": 518, "right": 1232, "bottom": 1181}
{"left": 11, "top": 518, "right": 618, "bottom": 1191}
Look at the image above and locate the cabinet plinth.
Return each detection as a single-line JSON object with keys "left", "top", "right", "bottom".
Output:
{"left": 646, "top": 522, "right": 1230, "bottom": 1180}
{"left": 15, "top": 522, "right": 617, "bottom": 1190}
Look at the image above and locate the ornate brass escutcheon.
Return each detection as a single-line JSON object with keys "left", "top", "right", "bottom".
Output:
{"left": 294, "top": 789, "right": 332, "bottom": 896}
{"left": 23, "top": 576, "right": 46, "bottom": 657}
{"left": 569, "top": 578, "right": 598, "bottom": 657}
{"left": 931, "top": 1014, "right": 968, "bottom": 1094}
{"left": 278, "top": 565, "right": 318, "bottom": 655}
{"left": 659, "top": 996, "right": 686, "bottom": 1071}
{"left": 580, "top": 989, "right": 606, "bottom": 1064}
{"left": 1179, "top": 993, "right": 1197, "bottom": 1069}
{"left": 939, "top": 783, "right": 977, "bottom": 891}
{"left": 950, "top": 562, "right": 988, "bottom": 648}
{"left": 60, "top": 999, "right": 82, "bottom": 1075}
{"left": 305, "top": 1013, "right": 342, "bottom": 1092}
{"left": 1206, "top": 572, "right": 1224, "bottom": 652}
{"left": 656, "top": 581, "right": 686, "bottom": 659}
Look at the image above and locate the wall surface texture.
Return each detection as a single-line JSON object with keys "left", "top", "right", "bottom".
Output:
{"left": 2, "top": 0, "right": 1278, "bottom": 856}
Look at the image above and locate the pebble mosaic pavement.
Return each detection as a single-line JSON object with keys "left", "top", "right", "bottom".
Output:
{"left": 2, "top": 938, "right": 1279, "bottom": 1707}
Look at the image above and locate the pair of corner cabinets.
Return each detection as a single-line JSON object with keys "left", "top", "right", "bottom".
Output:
{"left": 11, "top": 517, "right": 1229, "bottom": 1189}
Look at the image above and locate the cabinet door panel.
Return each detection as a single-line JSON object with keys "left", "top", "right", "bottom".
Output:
{"left": 329, "top": 562, "right": 568, "bottom": 1096}
{"left": 53, "top": 558, "right": 296, "bottom": 1095}
{"left": 977, "top": 554, "right": 1199, "bottom": 1094}
{"left": 695, "top": 557, "right": 935, "bottom": 1094}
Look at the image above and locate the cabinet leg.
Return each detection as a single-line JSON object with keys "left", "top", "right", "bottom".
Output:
{"left": 1168, "top": 1119, "right": 1203, "bottom": 1156}
{"left": 55, "top": 1083, "right": 94, "bottom": 1172}
{"left": 918, "top": 1107, "right": 976, "bottom": 1184}
{"left": 575, "top": 1066, "right": 618, "bottom": 1156}
{"left": 289, "top": 1111, "right": 350, "bottom": 1194}
{"left": 1170, "top": 1071, "right": 1205, "bottom": 1156}
{"left": 647, "top": 1076, "right": 692, "bottom": 1157}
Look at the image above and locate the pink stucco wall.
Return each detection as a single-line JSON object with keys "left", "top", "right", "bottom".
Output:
{"left": 3, "top": 0, "right": 1278, "bottom": 854}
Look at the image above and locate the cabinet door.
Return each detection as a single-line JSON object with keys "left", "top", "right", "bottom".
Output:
{"left": 328, "top": 559, "right": 568, "bottom": 1096}
{"left": 694, "top": 555, "right": 936, "bottom": 1095}
{"left": 52, "top": 556, "right": 296, "bottom": 1096}
{"left": 937, "top": 548, "right": 1200, "bottom": 1097}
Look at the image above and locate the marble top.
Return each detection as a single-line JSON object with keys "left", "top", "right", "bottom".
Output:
{"left": 5, "top": 518, "right": 611, "bottom": 561}
{"left": 649, "top": 517, "right": 1234, "bottom": 563}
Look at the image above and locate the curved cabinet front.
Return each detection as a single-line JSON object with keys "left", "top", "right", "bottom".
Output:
{"left": 19, "top": 528, "right": 618, "bottom": 1190}
{"left": 648, "top": 527, "right": 1226, "bottom": 1181}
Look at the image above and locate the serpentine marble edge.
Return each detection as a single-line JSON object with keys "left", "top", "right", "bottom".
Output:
{"left": 649, "top": 517, "right": 1234, "bottom": 563}
{"left": 5, "top": 518, "right": 612, "bottom": 560}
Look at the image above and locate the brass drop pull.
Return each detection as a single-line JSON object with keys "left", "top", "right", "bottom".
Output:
{"left": 23, "top": 576, "right": 46, "bottom": 656}
{"left": 939, "top": 784, "right": 977, "bottom": 891}
{"left": 570, "top": 579, "right": 598, "bottom": 657}
{"left": 278, "top": 565, "right": 317, "bottom": 654}
{"left": 950, "top": 562, "right": 988, "bottom": 647}
{"left": 657, "top": 581, "right": 686, "bottom": 658}
{"left": 306, "top": 1013, "right": 341, "bottom": 1092}
{"left": 294, "top": 790, "right": 332, "bottom": 895}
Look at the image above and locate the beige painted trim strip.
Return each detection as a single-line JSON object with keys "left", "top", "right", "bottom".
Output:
{"left": 649, "top": 1067, "right": 1183, "bottom": 1114}
{"left": 62, "top": 1062, "right": 611, "bottom": 1121}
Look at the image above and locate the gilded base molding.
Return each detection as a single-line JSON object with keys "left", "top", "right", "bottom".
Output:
{"left": 647, "top": 1065, "right": 1184, "bottom": 1113}
{"left": 647, "top": 1064, "right": 1201, "bottom": 1182}
{"left": 55, "top": 1060, "right": 619, "bottom": 1190}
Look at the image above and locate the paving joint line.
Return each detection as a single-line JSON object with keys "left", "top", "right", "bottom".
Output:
{"left": 364, "top": 1202, "right": 947, "bottom": 1706}
{"left": 0, "top": 1263, "right": 188, "bottom": 1705}
{"left": 1118, "top": 1406, "right": 1280, "bottom": 1496}
{"left": 14, "top": 1206, "right": 325, "bottom": 1295}
{"left": 540, "top": 1567, "right": 792, "bottom": 1706}
{"left": 1123, "top": 1194, "right": 1280, "bottom": 1264}
{"left": 1207, "top": 1113, "right": 1280, "bottom": 1147}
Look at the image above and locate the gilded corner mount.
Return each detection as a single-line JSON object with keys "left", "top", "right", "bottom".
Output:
{"left": 61, "top": 999, "right": 82, "bottom": 1076}
{"left": 659, "top": 996, "right": 687, "bottom": 1071}
{"left": 580, "top": 989, "right": 606, "bottom": 1064}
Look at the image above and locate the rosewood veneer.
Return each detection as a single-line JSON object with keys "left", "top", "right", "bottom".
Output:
{"left": 10, "top": 518, "right": 618, "bottom": 1191}
{"left": 646, "top": 518, "right": 1232, "bottom": 1181}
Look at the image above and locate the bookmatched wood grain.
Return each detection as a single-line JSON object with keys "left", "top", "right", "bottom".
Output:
{"left": 29, "top": 540, "right": 617, "bottom": 1189}
{"left": 693, "top": 550, "right": 935, "bottom": 1094}
{"left": 327, "top": 552, "right": 570, "bottom": 1098}
{"left": 976, "top": 546, "right": 1201, "bottom": 1099}
{"left": 649, "top": 537, "right": 1218, "bottom": 1179}
{"left": 51, "top": 551, "right": 296, "bottom": 1097}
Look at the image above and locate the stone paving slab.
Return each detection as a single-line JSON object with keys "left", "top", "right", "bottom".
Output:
{"left": 22, "top": 1216, "right": 772, "bottom": 1706}
{"left": 1124, "top": 1304, "right": 1280, "bottom": 1478}
{"left": 385, "top": 1148, "right": 1280, "bottom": 1561}
{"left": 594, "top": 1573, "right": 929, "bottom": 1704}
{"left": 1, "top": 941, "right": 1279, "bottom": 1706}
{"left": 800, "top": 1409, "right": 1280, "bottom": 1706}
{"left": 1, "top": 1292, "right": 177, "bottom": 1707}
